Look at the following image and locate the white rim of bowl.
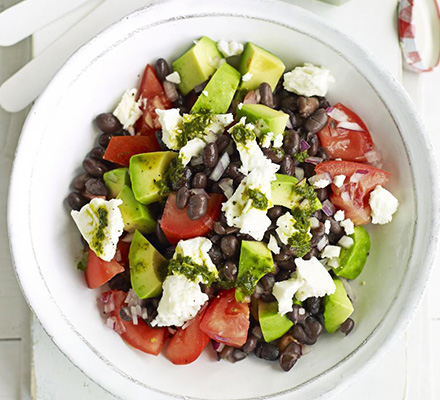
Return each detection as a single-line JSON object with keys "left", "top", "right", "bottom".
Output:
{"left": 8, "top": 0, "right": 440, "bottom": 399}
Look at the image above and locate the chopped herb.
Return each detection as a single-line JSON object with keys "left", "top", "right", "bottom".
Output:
{"left": 161, "top": 157, "right": 184, "bottom": 191}
{"left": 230, "top": 122, "right": 256, "bottom": 144}
{"left": 91, "top": 206, "right": 108, "bottom": 256}
{"left": 178, "top": 110, "right": 214, "bottom": 148}
{"left": 155, "top": 179, "right": 170, "bottom": 196}
{"left": 168, "top": 254, "right": 217, "bottom": 286}
{"left": 294, "top": 150, "right": 308, "bottom": 163}
{"left": 248, "top": 188, "right": 268, "bottom": 210}
{"left": 77, "top": 251, "right": 89, "bottom": 271}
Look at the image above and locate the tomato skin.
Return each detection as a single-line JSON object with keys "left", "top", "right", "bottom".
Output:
{"left": 200, "top": 289, "right": 250, "bottom": 348}
{"left": 317, "top": 103, "right": 375, "bottom": 162}
{"left": 165, "top": 309, "right": 211, "bottom": 365}
{"left": 106, "top": 290, "right": 169, "bottom": 356}
{"left": 85, "top": 248, "right": 124, "bottom": 289}
{"left": 103, "top": 136, "right": 161, "bottom": 166}
{"left": 160, "top": 193, "right": 224, "bottom": 244}
{"left": 315, "top": 161, "right": 390, "bottom": 225}
{"left": 135, "top": 65, "right": 172, "bottom": 137}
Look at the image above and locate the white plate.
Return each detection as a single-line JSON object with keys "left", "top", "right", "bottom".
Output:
{"left": 8, "top": 0, "right": 439, "bottom": 399}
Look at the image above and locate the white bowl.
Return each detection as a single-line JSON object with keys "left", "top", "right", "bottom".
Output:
{"left": 8, "top": 0, "right": 439, "bottom": 399}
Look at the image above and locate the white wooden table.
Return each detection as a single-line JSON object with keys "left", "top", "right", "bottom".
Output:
{"left": 0, "top": 0, "right": 439, "bottom": 399}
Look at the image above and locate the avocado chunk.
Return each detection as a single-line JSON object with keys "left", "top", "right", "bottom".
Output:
{"left": 238, "top": 42, "right": 285, "bottom": 96}
{"left": 129, "top": 151, "right": 177, "bottom": 205}
{"left": 271, "top": 174, "right": 321, "bottom": 211}
{"left": 129, "top": 230, "right": 167, "bottom": 299}
{"left": 236, "top": 104, "right": 289, "bottom": 136}
{"left": 116, "top": 185, "right": 156, "bottom": 234}
{"left": 103, "top": 168, "right": 130, "bottom": 199}
{"left": 173, "top": 36, "right": 223, "bottom": 95}
{"left": 235, "top": 241, "right": 275, "bottom": 302}
{"left": 334, "top": 226, "right": 371, "bottom": 280}
{"left": 323, "top": 278, "right": 354, "bottom": 333}
{"left": 259, "top": 301, "right": 293, "bottom": 342}
{"left": 191, "top": 62, "right": 241, "bottom": 114}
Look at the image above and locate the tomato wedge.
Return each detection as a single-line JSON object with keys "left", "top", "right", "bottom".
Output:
{"left": 85, "top": 248, "right": 124, "bottom": 289}
{"left": 200, "top": 289, "right": 250, "bottom": 348}
{"left": 160, "top": 193, "right": 224, "bottom": 244}
{"left": 106, "top": 290, "right": 169, "bottom": 356}
{"left": 135, "top": 65, "right": 172, "bottom": 137}
{"left": 165, "top": 308, "right": 211, "bottom": 365}
{"left": 317, "top": 103, "right": 375, "bottom": 162}
{"left": 103, "top": 136, "right": 161, "bottom": 166}
{"left": 315, "top": 161, "right": 390, "bottom": 225}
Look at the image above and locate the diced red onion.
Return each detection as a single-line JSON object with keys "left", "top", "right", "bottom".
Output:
{"left": 225, "top": 141, "right": 234, "bottom": 155}
{"left": 209, "top": 152, "right": 230, "bottom": 182}
{"left": 308, "top": 173, "right": 332, "bottom": 188}
{"left": 163, "top": 81, "right": 179, "bottom": 102}
{"left": 121, "top": 232, "right": 134, "bottom": 243}
{"left": 168, "top": 327, "right": 177, "bottom": 335}
{"left": 212, "top": 341, "right": 225, "bottom": 352}
{"left": 218, "top": 178, "right": 234, "bottom": 199}
{"left": 131, "top": 310, "right": 138, "bottom": 325}
{"left": 326, "top": 107, "right": 348, "bottom": 122}
{"left": 106, "top": 317, "right": 116, "bottom": 329}
{"left": 103, "top": 301, "right": 115, "bottom": 314}
{"left": 325, "top": 106, "right": 334, "bottom": 113}
{"left": 300, "top": 139, "right": 310, "bottom": 151}
{"left": 190, "top": 188, "right": 210, "bottom": 198}
{"left": 337, "top": 121, "right": 364, "bottom": 132}
{"left": 135, "top": 304, "right": 142, "bottom": 316}
{"left": 294, "top": 167, "right": 304, "bottom": 180}
{"left": 340, "top": 277, "right": 357, "bottom": 302}
{"left": 317, "top": 235, "right": 329, "bottom": 252}
{"left": 141, "top": 309, "right": 148, "bottom": 320}
{"left": 114, "top": 320, "right": 126, "bottom": 335}
{"left": 322, "top": 200, "right": 336, "bottom": 216}
{"left": 356, "top": 169, "right": 369, "bottom": 174}
{"left": 190, "top": 155, "right": 204, "bottom": 166}
{"left": 341, "top": 191, "right": 350, "bottom": 202}
{"left": 100, "top": 292, "right": 113, "bottom": 304}
{"left": 194, "top": 82, "right": 206, "bottom": 93}
{"left": 243, "top": 90, "right": 259, "bottom": 104}
{"left": 182, "top": 318, "right": 196, "bottom": 330}
{"left": 305, "top": 156, "right": 323, "bottom": 166}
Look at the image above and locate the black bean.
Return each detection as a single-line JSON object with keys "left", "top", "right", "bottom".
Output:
{"left": 216, "top": 135, "right": 231, "bottom": 154}
{"left": 255, "top": 342, "right": 280, "bottom": 361}
{"left": 164, "top": 246, "right": 176, "bottom": 259}
{"left": 262, "top": 148, "right": 284, "bottom": 163}
{"left": 277, "top": 332, "right": 296, "bottom": 352}
{"left": 267, "top": 206, "right": 283, "bottom": 221}
{"left": 203, "top": 142, "right": 218, "bottom": 168}
{"left": 261, "top": 293, "right": 277, "bottom": 303}
{"left": 210, "top": 234, "right": 222, "bottom": 244}
{"left": 187, "top": 194, "right": 208, "bottom": 220}
{"left": 275, "top": 269, "right": 293, "bottom": 282}
{"left": 95, "top": 113, "right": 122, "bottom": 134}
{"left": 208, "top": 245, "right": 223, "bottom": 266}
{"left": 108, "top": 269, "right": 131, "bottom": 292}
{"left": 89, "top": 146, "right": 105, "bottom": 160}
{"left": 289, "top": 113, "right": 303, "bottom": 129}
{"left": 155, "top": 130, "right": 168, "bottom": 151}
{"left": 317, "top": 147, "right": 330, "bottom": 161}
{"left": 310, "top": 224, "right": 325, "bottom": 248}
{"left": 230, "top": 349, "right": 247, "bottom": 363}
{"left": 176, "top": 186, "right": 189, "bottom": 210}
{"left": 318, "top": 97, "right": 331, "bottom": 109}
{"left": 283, "top": 130, "right": 300, "bottom": 156}
{"left": 98, "top": 132, "right": 115, "bottom": 147}
{"left": 298, "top": 97, "right": 320, "bottom": 118}
{"left": 220, "top": 235, "right": 240, "bottom": 259}
{"left": 72, "top": 173, "right": 91, "bottom": 191}
{"left": 316, "top": 187, "right": 330, "bottom": 202}
{"left": 213, "top": 221, "right": 227, "bottom": 235}
{"left": 281, "top": 95, "right": 299, "bottom": 111}
{"left": 292, "top": 324, "right": 316, "bottom": 345}
{"left": 304, "top": 316, "right": 323, "bottom": 339}
{"left": 273, "top": 251, "right": 290, "bottom": 263}
{"left": 220, "top": 346, "right": 234, "bottom": 360}
{"left": 252, "top": 326, "right": 263, "bottom": 340}
{"left": 302, "top": 163, "right": 315, "bottom": 179}
{"left": 155, "top": 58, "right": 171, "bottom": 82}
{"left": 119, "top": 306, "right": 132, "bottom": 322}
{"left": 329, "top": 218, "right": 344, "bottom": 235}
{"left": 303, "top": 247, "right": 319, "bottom": 260}
{"left": 85, "top": 178, "right": 107, "bottom": 196}
{"left": 260, "top": 274, "right": 275, "bottom": 293}
{"left": 304, "top": 108, "right": 328, "bottom": 133}
{"left": 225, "top": 226, "right": 240, "bottom": 235}
{"left": 156, "top": 223, "right": 169, "bottom": 247}
{"left": 225, "top": 162, "right": 241, "bottom": 179}
{"left": 340, "top": 318, "right": 355, "bottom": 335}
{"left": 192, "top": 172, "right": 207, "bottom": 189}
{"left": 281, "top": 155, "right": 295, "bottom": 176}
{"left": 286, "top": 304, "right": 304, "bottom": 325}
{"left": 304, "top": 297, "right": 321, "bottom": 315}
{"left": 307, "top": 133, "right": 319, "bottom": 157}
{"left": 67, "top": 192, "right": 87, "bottom": 210}
{"left": 200, "top": 283, "right": 216, "bottom": 298}
{"left": 259, "top": 82, "right": 274, "bottom": 108}
{"left": 172, "top": 166, "right": 192, "bottom": 190}
{"left": 279, "top": 342, "right": 302, "bottom": 372}
{"left": 242, "top": 335, "right": 258, "bottom": 354}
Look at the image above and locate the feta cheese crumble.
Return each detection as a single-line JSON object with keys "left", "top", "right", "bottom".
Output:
{"left": 283, "top": 63, "right": 334, "bottom": 97}
{"left": 174, "top": 237, "right": 218, "bottom": 277}
{"left": 321, "top": 245, "right": 341, "bottom": 259}
{"left": 260, "top": 131, "right": 274, "bottom": 148}
{"left": 340, "top": 218, "right": 355, "bottom": 235}
{"left": 165, "top": 71, "right": 181, "bottom": 84}
{"left": 242, "top": 72, "right": 253, "bottom": 82}
{"left": 369, "top": 185, "right": 399, "bottom": 224}
{"left": 202, "top": 90, "right": 209, "bottom": 97}
{"left": 310, "top": 178, "right": 331, "bottom": 189}
{"left": 156, "top": 108, "right": 183, "bottom": 150}
{"left": 273, "top": 133, "right": 284, "bottom": 148}
{"left": 338, "top": 235, "right": 354, "bottom": 249}
{"left": 179, "top": 138, "right": 205, "bottom": 166}
{"left": 217, "top": 40, "right": 244, "bottom": 58}
{"left": 324, "top": 219, "right": 331, "bottom": 235}
{"left": 333, "top": 175, "right": 346, "bottom": 188}
{"left": 273, "top": 278, "right": 303, "bottom": 315}
{"left": 268, "top": 235, "right": 281, "bottom": 254}
{"left": 151, "top": 274, "right": 208, "bottom": 327}
{"left": 71, "top": 198, "right": 124, "bottom": 261}
{"left": 275, "top": 212, "right": 298, "bottom": 246}
{"left": 334, "top": 210, "right": 345, "bottom": 222}
{"left": 113, "top": 88, "right": 143, "bottom": 129}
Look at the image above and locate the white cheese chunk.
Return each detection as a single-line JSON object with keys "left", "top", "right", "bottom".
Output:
{"left": 334, "top": 210, "right": 345, "bottom": 222}
{"left": 165, "top": 71, "right": 181, "bottom": 84}
{"left": 217, "top": 40, "right": 244, "bottom": 58}
{"left": 242, "top": 72, "right": 253, "bottom": 82}
{"left": 369, "top": 185, "right": 399, "bottom": 224}
{"left": 156, "top": 108, "right": 183, "bottom": 150}
{"left": 179, "top": 138, "right": 205, "bottom": 166}
{"left": 333, "top": 175, "right": 346, "bottom": 188}
{"left": 268, "top": 235, "right": 281, "bottom": 254}
{"left": 283, "top": 63, "right": 334, "bottom": 97}
{"left": 273, "top": 133, "right": 284, "bottom": 148}
{"left": 151, "top": 274, "right": 208, "bottom": 327}
{"left": 273, "top": 277, "right": 303, "bottom": 316}
{"left": 260, "top": 131, "right": 273, "bottom": 148}
{"left": 294, "top": 257, "right": 336, "bottom": 301}
{"left": 338, "top": 235, "right": 354, "bottom": 249}
{"left": 113, "top": 88, "right": 143, "bottom": 129}
{"left": 71, "top": 198, "right": 124, "bottom": 261}
{"left": 321, "top": 245, "right": 341, "bottom": 259}
{"left": 324, "top": 219, "right": 331, "bottom": 234}
{"left": 340, "top": 218, "right": 355, "bottom": 235}
{"left": 327, "top": 257, "right": 340, "bottom": 268}
{"left": 174, "top": 237, "right": 218, "bottom": 277}
{"left": 309, "top": 217, "right": 320, "bottom": 229}
{"left": 276, "top": 212, "right": 298, "bottom": 245}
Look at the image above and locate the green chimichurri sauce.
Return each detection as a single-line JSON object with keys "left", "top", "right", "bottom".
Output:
{"left": 248, "top": 188, "right": 269, "bottom": 210}
{"left": 91, "top": 206, "right": 108, "bottom": 256}
{"left": 168, "top": 254, "right": 217, "bottom": 286}
{"left": 294, "top": 150, "right": 308, "bottom": 163}
{"left": 230, "top": 122, "right": 256, "bottom": 144}
{"left": 177, "top": 110, "right": 214, "bottom": 148}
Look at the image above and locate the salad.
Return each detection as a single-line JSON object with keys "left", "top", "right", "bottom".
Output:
{"left": 67, "top": 37, "right": 399, "bottom": 371}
